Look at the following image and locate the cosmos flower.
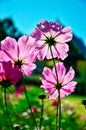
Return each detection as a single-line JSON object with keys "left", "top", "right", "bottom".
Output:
{"left": 0, "top": 61, "right": 23, "bottom": 87}
{"left": 0, "top": 35, "right": 38, "bottom": 76}
{"left": 31, "top": 20, "right": 72, "bottom": 60}
{"left": 40, "top": 62, "right": 77, "bottom": 100}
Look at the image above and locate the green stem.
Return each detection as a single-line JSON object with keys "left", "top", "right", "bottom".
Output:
{"left": 39, "top": 99, "right": 44, "bottom": 130}
{"left": 56, "top": 100, "right": 58, "bottom": 130}
{"left": 4, "top": 88, "right": 14, "bottom": 130}
{"left": 58, "top": 89, "right": 61, "bottom": 130}
{"left": 23, "top": 85, "right": 38, "bottom": 130}
{"left": 50, "top": 46, "right": 61, "bottom": 130}
{"left": 50, "top": 46, "right": 58, "bottom": 80}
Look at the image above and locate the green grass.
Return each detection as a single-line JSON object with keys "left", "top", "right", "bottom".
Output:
{"left": 0, "top": 86, "right": 86, "bottom": 130}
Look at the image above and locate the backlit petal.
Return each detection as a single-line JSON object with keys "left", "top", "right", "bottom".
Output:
{"left": 62, "top": 67, "right": 75, "bottom": 85}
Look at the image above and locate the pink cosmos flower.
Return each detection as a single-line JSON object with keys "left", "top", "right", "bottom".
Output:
{"left": 40, "top": 62, "right": 77, "bottom": 100}
{"left": 31, "top": 20, "right": 72, "bottom": 60}
{"left": 0, "top": 61, "right": 23, "bottom": 87}
{"left": 0, "top": 35, "right": 38, "bottom": 76}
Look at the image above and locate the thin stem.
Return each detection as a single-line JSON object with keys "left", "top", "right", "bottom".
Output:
{"left": 49, "top": 46, "right": 58, "bottom": 80}
{"left": 4, "top": 88, "right": 14, "bottom": 130}
{"left": 56, "top": 101, "right": 58, "bottom": 130}
{"left": 39, "top": 99, "right": 44, "bottom": 130}
{"left": 50, "top": 46, "right": 61, "bottom": 130}
{"left": 50, "top": 46, "right": 58, "bottom": 130}
{"left": 58, "top": 89, "right": 61, "bottom": 130}
{"left": 23, "top": 85, "right": 38, "bottom": 130}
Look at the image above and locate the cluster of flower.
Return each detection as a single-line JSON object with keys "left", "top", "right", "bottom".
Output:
{"left": 0, "top": 20, "right": 77, "bottom": 99}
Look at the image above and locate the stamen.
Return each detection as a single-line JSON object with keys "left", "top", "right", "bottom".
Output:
{"left": 45, "top": 36, "right": 56, "bottom": 46}
{"left": 14, "top": 59, "right": 23, "bottom": 68}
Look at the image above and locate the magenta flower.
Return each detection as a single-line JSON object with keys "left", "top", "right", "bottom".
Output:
{"left": 40, "top": 62, "right": 77, "bottom": 100}
{"left": 0, "top": 61, "right": 23, "bottom": 87}
{"left": 0, "top": 36, "right": 38, "bottom": 76}
{"left": 31, "top": 20, "right": 72, "bottom": 60}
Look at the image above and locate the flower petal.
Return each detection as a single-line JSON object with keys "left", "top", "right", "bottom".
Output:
{"left": 55, "top": 43, "right": 69, "bottom": 60}
{"left": 1, "top": 37, "right": 18, "bottom": 60}
{"left": 41, "top": 85, "right": 56, "bottom": 94}
{"left": 21, "top": 63, "right": 36, "bottom": 76}
{"left": 40, "top": 78, "right": 54, "bottom": 86}
{"left": 53, "top": 62, "right": 66, "bottom": 83}
{"left": 46, "top": 45, "right": 59, "bottom": 59}
{"left": 42, "top": 67, "right": 56, "bottom": 83}
{"left": 62, "top": 81, "right": 77, "bottom": 92}
{"left": 49, "top": 90, "right": 58, "bottom": 100}
{"left": 62, "top": 67, "right": 75, "bottom": 85}
{"left": 56, "top": 27, "right": 72, "bottom": 43}
{"left": 18, "top": 36, "right": 37, "bottom": 60}
{"left": 37, "top": 45, "right": 48, "bottom": 61}
{"left": 0, "top": 51, "right": 13, "bottom": 62}
{"left": 2, "top": 61, "right": 12, "bottom": 78}
{"left": 9, "top": 66, "right": 23, "bottom": 84}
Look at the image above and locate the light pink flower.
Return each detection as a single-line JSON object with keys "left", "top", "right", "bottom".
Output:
{"left": 0, "top": 61, "right": 23, "bottom": 87}
{"left": 31, "top": 20, "right": 72, "bottom": 60}
{"left": 0, "top": 35, "right": 38, "bottom": 76}
{"left": 40, "top": 62, "right": 77, "bottom": 100}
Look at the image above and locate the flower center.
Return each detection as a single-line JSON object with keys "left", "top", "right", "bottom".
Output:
{"left": 14, "top": 59, "right": 23, "bottom": 69}
{"left": 56, "top": 82, "right": 62, "bottom": 90}
{"left": 45, "top": 36, "right": 56, "bottom": 46}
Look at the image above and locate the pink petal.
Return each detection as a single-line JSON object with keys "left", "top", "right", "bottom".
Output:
{"left": 60, "top": 81, "right": 76, "bottom": 98}
{"left": 40, "top": 78, "right": 54, "bottom": 86}
{"left": 53, "top": 62, "right": 66, "bottom": 83}
{"left": 1, "top": 37, "right": 18, "bottom": 60}
{"left": 56, "top": 27, "right": 72, "bottom": 43}
{"left": 0, "top": 51, "right": 12, "bottom": 62}
{"left": 21, "top": 63, "right": 36, "bottom": 76}
{"left": 62, "top": 81, "right": 77, "bottom": 91}
{"left": 41, "top": 85, "right": 56, "bottom": 94}
{"left": 55, "top": 43, "right": 69, "bottom": 60}
{"left": 42, "top": 67, "right": 56, "bottom": 83}
{"left": 23, "top": 50, "right": 38, "bottom": 63}
{"left": 62, "top": 67, "right": 75, "bottom": 85}
{"left": 18, "top": 36, "right": 37, "bottom": 59}
{"left": 9, "top": 66, "right": 23, "bottom": 84}
{"left": 60, "top": 89, "right": 67, "bottom": 98}
{"left": 49, "top": 90, "right": 58, "bottom": 100}
{"left": 46, "top": 45, "right": 59, "bottom": 59}
{"left": 37, "top": 45, "right": 48, "bottom": 60}
{"left": 2, "top": 61, "right": 12, "bottom": 78}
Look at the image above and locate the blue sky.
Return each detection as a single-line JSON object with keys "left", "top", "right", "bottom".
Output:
{"left": 0, "top": 0, "right": 86, "bottom": 47}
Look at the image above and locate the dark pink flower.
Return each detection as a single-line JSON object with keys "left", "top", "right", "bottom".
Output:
{"left": 32, "top": 106, "right": 37, "bottom": 113}
{"left": 40, "top": 62, "right": 77, "bottom": 100}
{"left": 31, "top": 20, "right": 72, "bottom": 60}
{"left": 0, "top": 61, "right": 23, "bottom": 87}
{"left": 52, "top": 100, "right": 58, "bottom": 107}
{"left": 0, "top": 36, "right": 38, "bottom": 76}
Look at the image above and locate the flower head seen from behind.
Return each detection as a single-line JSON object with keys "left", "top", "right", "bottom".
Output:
{"left": 0, "top": 35, "right": 38, "bottom": 76}
{"left": 40, "top": 62, "right": 77, "bottom": 100}
{"left": 31, "top": 20, "right": 72, "bottom": 60}
{"left": 0, "top": 61, "right": 23, "bottom": 88}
